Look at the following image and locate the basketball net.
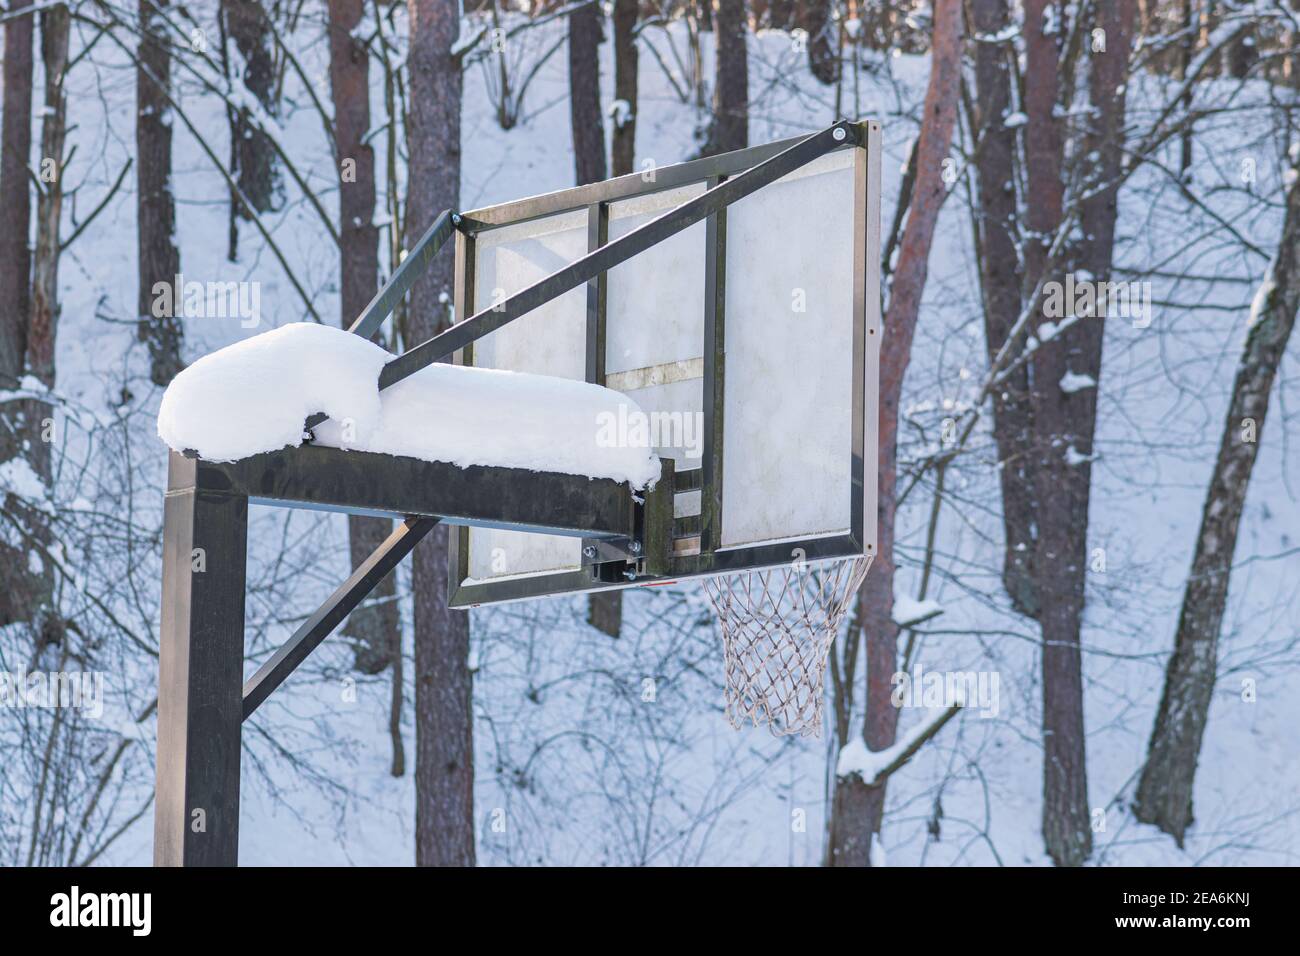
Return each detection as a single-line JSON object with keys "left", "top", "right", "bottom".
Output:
{"left": 702, "top": 555, "right": 871, "bottom": 737}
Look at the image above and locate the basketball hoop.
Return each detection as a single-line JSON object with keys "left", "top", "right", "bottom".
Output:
{"left": 702, "top": 555, "right": 871, "bottom": 737}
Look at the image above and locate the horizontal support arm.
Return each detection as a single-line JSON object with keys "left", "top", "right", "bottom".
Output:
{"left": 179, "top": 446, "right": 638, "bottom": 540}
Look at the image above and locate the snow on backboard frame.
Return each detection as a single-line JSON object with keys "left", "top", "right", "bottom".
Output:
{"left": 448, "top": 123, "right": 882, "bottom": 608}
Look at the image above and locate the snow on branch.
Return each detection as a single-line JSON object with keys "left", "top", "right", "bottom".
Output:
{"left": 836, "top": 705, "right": 962, "bottom": 786}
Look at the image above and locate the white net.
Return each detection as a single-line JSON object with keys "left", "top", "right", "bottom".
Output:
{"left": 702, "top": 556, "right": 871, "bottom": 737}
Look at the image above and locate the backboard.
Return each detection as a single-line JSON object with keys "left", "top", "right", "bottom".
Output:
{"left": 448, "top": 122, "right": 881, "bottom": 608}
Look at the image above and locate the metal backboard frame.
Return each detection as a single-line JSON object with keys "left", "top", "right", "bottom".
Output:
{"left": 448, "top": 123, "right": 882, "bottom": 607}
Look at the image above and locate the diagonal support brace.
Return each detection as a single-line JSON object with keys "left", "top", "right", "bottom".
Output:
{"left": 241, "top": 516, "right": 439, "bottom": 720}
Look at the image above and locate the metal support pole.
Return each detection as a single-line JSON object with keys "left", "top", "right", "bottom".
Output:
{"left": 155, "top": 452, "right": 248, "bottom": 867}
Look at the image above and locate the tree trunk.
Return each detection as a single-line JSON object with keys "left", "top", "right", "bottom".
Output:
{"left": 1020, "top": 0, "right": 1081, "bottom": 868}
{"left": 221, "top": 0, "right": 281, "bottom": 216}
{"left": 970, "top": 0, "right": 1037, "bottom": 618}
{"left": 587, "top": 591, "right": 622, "bottom": 638}
{"left": 408, "top": 0, "right": 474, "bottom": 867}
{"left": 827, "top": 0, "right": 963, "bottom": 866}
{"left": 1134, "top": 160, "right": 1300, "bottom": 846}
{"left": 568, "top": 1, "right": 607, "bottom": 185}
{"left": 566, "top": 1, "right": 621, "bottom": 634}
{"left": 1027, "top": 0, "right": 1134, "bottom": 868}
{"left": 610, "top": 0, "right": 638, "bottom": 177}
{"left": 29, "top": 2, "right": 69, "bottom": 399}
{"left": 799, "top": 0, "right": 839, "bottom": 85}
{"left": 328, "top": 0, "right": 403, "bottom": 689}
{"left": 137, "top": 0, "right": 184, "bottom": 387}
{"left": 0, "top": 0, "right": 49, "bottom": 629}
{"left": 705, "top": 0, "right": 747, "bottom": 155}
{"left": 767, "top": 0, "right": 795, "bottom": 32}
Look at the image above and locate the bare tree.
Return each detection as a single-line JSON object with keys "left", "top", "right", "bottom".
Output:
{"left": 408, "top": 0, "right": 475, "bottom": 867}
{"left": 569, "top": 0, "right": 607, "bottom": 185}
{"left": 1135, "top": 142, "right": 1300, "bottom": 845}
{"left": 798, "top": 0, "right": 838, "bottom": 85}
{"left": 704, "top": 0, "right": 747, "bottom": 155}
{"left": 0, "top": 0, "right": 48, "bottom": 628}
{"left": 969, "top": 0, "right": 1036, "bottom": 617}
{"left": 827, "top": 0, "right": 963, "bottom": 867}
{"left": 29, "top": 1, "right": 70, "bottom": 402}
{"left": 610, "top": 0, "right": 638, "bottom": 176}
{"left": 136, "top": 0, "right": 184, "bottom": 387}
{"left": 1028, "top": 0, "right": 1134, "bottom": 868}
{"left": 328, "top": 0, "right": 406, "bottom": 773}
{"left": 221, "top": 0, "right": 281, "bottom": 217}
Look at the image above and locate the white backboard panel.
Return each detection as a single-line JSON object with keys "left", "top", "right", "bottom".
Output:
{"left": 449, "top": 123, "right": 881, "bottom": 607}
{"left": 720, "top": 150, "right": 856, "bottom": 548}
{"left": 466, "top": 210, "right": 589, "bottom": 584}
{"left": 606, "top": 184, "right": 708, "bottom": 482}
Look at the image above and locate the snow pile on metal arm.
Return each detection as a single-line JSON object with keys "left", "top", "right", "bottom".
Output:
{"left": 157, "top": 322, "right": 661, "bottom": 488}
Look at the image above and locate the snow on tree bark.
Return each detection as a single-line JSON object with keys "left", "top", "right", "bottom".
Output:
{"left": 1135, "top": 153, "right": 1300, "bottom": 846}
{"left": 827, "top": 0, "right": 962, "bottom": 867}
{"left": 408, "top": 0, "right": 475, "bottom": 867}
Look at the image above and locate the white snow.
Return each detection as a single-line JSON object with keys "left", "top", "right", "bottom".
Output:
{"left": 1058, "top": 371, "right": 1097, "bottom": 393}
{"left": 1003, "top": 111, "right": 1028, "bottom": 129}
{"left": 158, "top": 323, "right": 388, "bottom": 462}
{"left": 0, "top": 457, "right": 50, "bottom": 503}
{"left": 836, "top": 708, "right": 954, "bottom": 784}
{"left": 1037, "top": 316, "right": 1077, "bottom": 342}
{"left": 1064, "top": 444, "right": 1097, "bottom": 467}
{"left": 1248, "top": 264, "right": 1275, "bottom": 328}
{"left": 892, "top": 595, "right": 944, "bottom": 627}
{"left": 158, "top": 322, "right": 662, "bottom": 487}
{"left": 607, "top": 99, "right": 633, "bottom": 129}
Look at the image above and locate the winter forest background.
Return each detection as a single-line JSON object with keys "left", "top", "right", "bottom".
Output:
{"left": 1, "top": 0, "right": 1298, "bottom": 867}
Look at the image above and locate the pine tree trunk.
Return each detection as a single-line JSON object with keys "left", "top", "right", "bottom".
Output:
{"left": 29, "top": 3, "right": 69, "bottom": 399}
{"left": 408, "top": 0, "right": 474, "bottom": 867}
{"left": 0, "top": 3, "right": 33, "bottom": 378}
{"left": 610, "top": 0, "right": 638, "bottom": 177}
{"left": 568, "top": 2, "right": 607, "bottom": 186}
{"left": 970, "top": 0, "right": 1037, "bottom": 618}
{"left": 137, "top": 0, "right": 184, "bottom": 387}
{"left": 799, "top": 0, "right": 838, "bottom": 86}
{"left": 826, "top": 0, "right": 962, "bottom": 867}
{"left": 1022, "top": 0, "right": 1088, "bottom": 869}
{"left": 1026, "top": 0, "right": 1134, "bottom": 868}
{"left": 221, "top": 0, "right": 280, "bottom": 216}
{"left": 706, "top": 0, "right": 747, "bottom": 155}
{"left": 1135, "top": 162, "right": 1300, "bottom": 846}
{"left": 0, "top": 1, "right": 50, "bottom": 629}
{"left": 328, "top": 0, "right": 403, "bottom": 692}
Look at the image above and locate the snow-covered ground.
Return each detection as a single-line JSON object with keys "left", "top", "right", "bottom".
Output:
{"left": 40, "top": 14, "right": 1300, "bottom": 866}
